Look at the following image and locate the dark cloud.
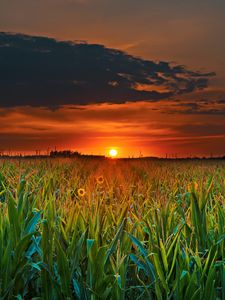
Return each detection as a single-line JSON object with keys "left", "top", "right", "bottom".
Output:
{"left": 0, "top": 32, "right": 215, "bottom": 108}
{"left": 168, "top": 99, "right": 225, "bottom": 115}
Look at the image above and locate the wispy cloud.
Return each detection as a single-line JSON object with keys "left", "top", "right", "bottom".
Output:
{"left": 0, "top": 101, "right": 224, "bottom": 156}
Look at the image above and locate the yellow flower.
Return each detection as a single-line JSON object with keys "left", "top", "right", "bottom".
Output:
{"left": 78, "top": 188, "right": 86, "bottom": 197}
{"left": 97, "top": 176, "right": 104, "bottom": 185}
{"left": 194, "top": 182, "right": 198, "bottom": 190}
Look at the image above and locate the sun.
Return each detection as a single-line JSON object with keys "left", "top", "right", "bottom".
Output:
{"left": 109, "top": 148, "right": 118, "bottom": 158}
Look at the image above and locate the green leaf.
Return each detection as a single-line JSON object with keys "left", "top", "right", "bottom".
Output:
{"left": 25, "top": 211, "right": 41, "bottom": 234}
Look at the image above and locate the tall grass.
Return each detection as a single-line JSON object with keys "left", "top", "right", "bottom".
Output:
{"left": 0, "top": 158, "right": 224, "bottom": 299}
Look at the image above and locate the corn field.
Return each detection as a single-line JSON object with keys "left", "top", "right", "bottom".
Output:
{"left": 0, "top": 158, "right": 224, "bottom": 299}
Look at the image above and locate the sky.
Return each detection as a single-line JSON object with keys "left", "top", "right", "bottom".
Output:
{"left": 0, "top": 0, "right": 225, "bottom": 157}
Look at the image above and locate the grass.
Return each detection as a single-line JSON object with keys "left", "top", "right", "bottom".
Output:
{"left": 0, "top": 157, "right": 224, "bottom": 299}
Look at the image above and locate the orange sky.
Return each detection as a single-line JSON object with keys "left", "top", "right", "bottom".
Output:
{"left": 1, "top": 97, "right": 224, "bottom": 157}
{"left": 0, "top": 0, "right": 225, "bottom": 156}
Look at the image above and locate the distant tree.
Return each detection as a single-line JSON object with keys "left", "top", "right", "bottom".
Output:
{"left": 49, "top": 150, "right": 81, "bottom": 157}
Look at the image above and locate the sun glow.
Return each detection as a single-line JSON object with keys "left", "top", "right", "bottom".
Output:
{"left": 109, "top": 148, "right": 118, "bottom": 158}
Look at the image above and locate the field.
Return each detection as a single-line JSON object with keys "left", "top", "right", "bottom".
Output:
{"left": 0, "top": 158, "right": 224, "bottom": 300}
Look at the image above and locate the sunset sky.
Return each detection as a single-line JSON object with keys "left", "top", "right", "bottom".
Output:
{"left": 1, "top": 0, "right": 225, "bottom": 157}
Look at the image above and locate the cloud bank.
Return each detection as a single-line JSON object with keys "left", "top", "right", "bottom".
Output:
{"left": 0, "top": 32, "right": 215, "bottom": 108}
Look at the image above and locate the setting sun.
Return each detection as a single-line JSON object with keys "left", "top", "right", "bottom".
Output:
{"left": 109, "top": 148, "right": 118, "bottom": 157}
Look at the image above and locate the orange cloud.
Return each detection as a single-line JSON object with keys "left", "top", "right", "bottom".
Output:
{"left": 0, "top": 100, "right": 224, "bottom": 157}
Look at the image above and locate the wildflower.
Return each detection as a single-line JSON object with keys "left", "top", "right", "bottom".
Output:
{"left": 78, "top": 188, "right": 86, "bottom": 197}
{"left": 97, "top": 176, "right": 104, "bottom": 185}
